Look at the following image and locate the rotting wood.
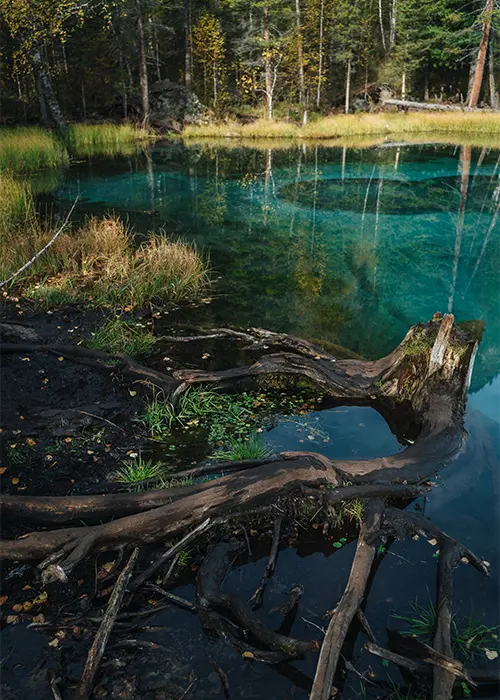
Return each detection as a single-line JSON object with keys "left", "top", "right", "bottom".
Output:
{"left": 75, "top": 547, "right": 138, "bottom": 700}
{"left": 310, "top": 499, "right": 385, "bottom": 700}
{"left": 250, "top": 515, "right": 283, "bottom": 608}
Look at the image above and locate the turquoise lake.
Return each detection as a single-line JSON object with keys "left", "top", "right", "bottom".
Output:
{"left": 50, "top": 141, "right": 499, "bottom": 698}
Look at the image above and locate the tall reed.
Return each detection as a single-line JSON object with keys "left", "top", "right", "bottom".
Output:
{"left": 0, "top": 128, "right": 68, "bottom": 171}
{"left": 63, "top": 123, "right": 152, "bottom": 157}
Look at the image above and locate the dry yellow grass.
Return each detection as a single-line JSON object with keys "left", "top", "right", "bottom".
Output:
{"left": 184, "top": 111, "right": 500, "bottom": 141}
{"left": 2, "top": 212, "right": 210, "bottom": 307}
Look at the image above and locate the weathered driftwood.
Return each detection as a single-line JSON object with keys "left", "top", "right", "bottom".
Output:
{"left": 75, "top": 548, "right": 138, "bottom": 700}
{"left": 382, "top": 98, "right": 474, "bottom": 112}
{"left": 310, "top": 499, "right": 385, "bottom": 700}
{"left": 0, "top": 315, "right": 482, "bottom": 576}
{"left": 196, "top": 540, "right": 316, "bottom": 657}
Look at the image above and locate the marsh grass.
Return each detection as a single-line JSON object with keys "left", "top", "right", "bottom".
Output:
{"left": 87, "top": 317, "right": 156, "bottom": 355}
{"left": 212, "top": 432, "right": 274, "bottom": 461}
{"left": 4, "top": 215, "right": 210, "bottom": 306}
{"left": 63, "top": 123, "right": 152, "bottom": 158}
{"left": 113, "top": 456, "right": 165, "bottom": 485}
{"left": 0, "top": 128, "right": 68, "bottom": 171}
{"left": 393, "top": 599, "right": 499, "bottom": 661}
{"left": 184, "top": 112, "right": 500, "bottom": 141}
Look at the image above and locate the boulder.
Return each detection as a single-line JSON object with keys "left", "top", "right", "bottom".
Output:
{"left": 148, "top": 79, "right": 204, "bottom": 130}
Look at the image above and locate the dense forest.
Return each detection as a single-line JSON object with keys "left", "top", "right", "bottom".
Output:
{"left": 0, "top": 0, "right": 499, "bottom": 128}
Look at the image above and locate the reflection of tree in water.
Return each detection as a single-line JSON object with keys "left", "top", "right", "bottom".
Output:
{"left": 196, "top": 150, "right": 228, "bottom": 227}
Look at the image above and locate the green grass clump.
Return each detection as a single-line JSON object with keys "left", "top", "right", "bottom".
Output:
{"left": 87, "top": 317, "right": 155, "bottom": 355}
{"left": 393, "top": 599, "right": 498, "bottom": 661}
{"left": 0, "top": 128, "right": 68, "bottom": 172}
{"left": 63, "top": 123, "right": 152, "bottom": 158}
{"left": 113, "top": 456, "right": 165, "bottom": 484}
{"left": 183, "top": 118, "right": 298, "bottom": 139}
{"left": 212, "top": 432, "right": 274, "bottom": 461}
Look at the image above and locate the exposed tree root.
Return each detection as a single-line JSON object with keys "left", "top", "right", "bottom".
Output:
{"left": 196, "top": 540, "right": 317, "bottom": 657}
{"left": 250, "top": 515, "right": 283, "bottom": 608}
{"left": 310, "top": 499, "right": 385, "bottom": 700}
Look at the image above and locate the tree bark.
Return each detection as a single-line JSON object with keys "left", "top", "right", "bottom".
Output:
{"left": 316, "top": 0, "right": 325, "bottom": 109}
{"left": 32, "top": 50, "right": 66, "bottom": 128}
{"left": 263, "top": 6, "right": 273, "bottom": 119}
{"left": 489, "top": 27, "right": 498, "bottom": 109}
{"left": 295, "top": 0, "right": 306, "bottom": 106}
{"left": 378, "top": 0, "right": 387, "bottom": 53}
{"left": 345, "top": 59, "right": 351, "bottom": 114}
{"left": 468, "top": 0, "right": 493, "bottom": 108}
{"left": 137, "top": 0, "right": 150, "bottom": 126}
{"left": 184, "top": 0, "right": 192, "bottom": 89}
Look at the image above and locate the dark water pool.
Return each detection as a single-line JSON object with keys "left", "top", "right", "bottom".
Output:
{"left": 20, "top": 141, "right": 500, "bottom": 697}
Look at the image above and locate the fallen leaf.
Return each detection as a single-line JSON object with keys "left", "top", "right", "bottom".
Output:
{"left": 57, "top": 356, "right": 64, "bottom": 362}
{"left": 22, "top": 601, "right": 33, "bottom": 611}
{"left": 64, "top": 437, "right": 72, "bottom": 443}
{"left": 11, "top": 478, "right": 19, "bottom": 485}
{"left": 12, "top": 603, "right": 23, "bottom": 612}
{"left": 0, "top": 596, "right": 8, "bottom": 606}
{"left": 427, "top": 538, "right": 438, "bottom": 546}
{"left": 33, "top": 592, "right": 48, "bottom": 605}
{"left": 21, "top": 357, "right": 30, "bottom": 362}
{"left": 129, "top": 390, "right": 137, "bottom": 397}
{"left": 6, "top": 615, "right": 20, "bottom": 624}
{"left": 22, "top": 585, "right": 32, "bottom": 590}
{"left": 485, "top": 649, "right": 498, "bottom": 661}
{"left": 48, "top": 638, "right": 59, "bottom": 647}
{"left": 242, "top": 651, "right": 255, "bottom": 659}
{"left": 32, "top": 614, "right": 45, "bottom": 624}
{"left": 26, "top": 438, "right": 36, "bottom": 446}
{"left": 0, "top": 468, "right": 7, "bottom": 475}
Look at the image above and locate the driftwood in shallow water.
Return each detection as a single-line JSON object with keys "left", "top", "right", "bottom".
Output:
{"left": 310, "top": 499, "right": 385, "bottom": 700}
{"left": 196, "top": 540, "right": 316, "bottom": 657}
{"left": 250, "top": 515, "right": 283, "bottom": 608}
{"left": 75, "top": 548, "right": 138, "bottom": 700}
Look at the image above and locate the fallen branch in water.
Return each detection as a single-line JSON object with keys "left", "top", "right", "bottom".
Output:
{"left": 250, "top": 515, "right": 283, "bottom": 608}
{"left": 75, "top": 547, "right": 138, "bottom": 700}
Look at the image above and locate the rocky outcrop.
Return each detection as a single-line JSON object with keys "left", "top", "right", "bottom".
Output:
{"left": 148, "top": 79, "right": 204, "bottom": 131}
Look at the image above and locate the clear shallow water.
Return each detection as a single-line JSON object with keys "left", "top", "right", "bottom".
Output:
{"left": 50, "top": 142, "right": 500, "bottom": 697}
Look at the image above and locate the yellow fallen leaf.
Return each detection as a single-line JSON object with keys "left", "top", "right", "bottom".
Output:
{"left": 57, "top": 356, "right": 64, "bottom": 362}
{"left": 64, "top": 437, "right": 72, "bottom": 443}
{"left": 33, "top": 592, "right": 48, "bottom": 605}
{"left": 26, "top": 438, "right": 36, "bottom": 446}
{"left": 11, "top": 478, "right": 19, "bottom": 485}
{"left": 427, "top": 538, "right": 438, "bottom": 546}
{"left": 22, "top": 585, "right": 32, "bottom": 590}
{"left": 0, "top": 467, "right": 7, "bottom": 475}
{"left": 12, "top": 603, "right": 23, "bottom": 612}
{"left": 48, "top": 638, "right": 59, "bottom": 647}
{"left": 129, "top": 390, "right": 137, "bottom": 397}
{"left": 23, "top": 601, "right": 33, "bottom": 611}
{"left": 485, "top": 649, "right": 498, "bottom": 661}
{"left": 6, "top": 615, "right": 20, "bottom": 624}
{"left": 123, "top": 305, "right": 133, "bottom": 312}
{"left": 32, "top": 614, "right": 45, "bottom": 624}
{"left": 242, "top": 651, "right": 255, "bottom": 659}
{"left": 0, "top": 596, "right": 8, "bottom": 606}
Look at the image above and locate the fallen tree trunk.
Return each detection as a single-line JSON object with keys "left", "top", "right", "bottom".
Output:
{"left": 382, "top": 98, "right": 495, "bottom": 112}
{"left": 310, "top": 499, "right": 385, "bottom": 700}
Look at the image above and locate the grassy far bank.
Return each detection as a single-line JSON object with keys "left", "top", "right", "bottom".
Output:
{"left": 183, "top": 111, "right": 500, "bottom": 140}
{"left": 0, "top": 123, "right": 152, "bottom": 172}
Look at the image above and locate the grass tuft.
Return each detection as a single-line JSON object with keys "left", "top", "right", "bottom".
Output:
{"left": 87, "top": 317, "right": 156, "bottom": 355}
{"left": 212, "top": 432, "right": 274, "bottom": 461}
{"left": 63, "top": 123, "right": 152, "bottom": 158}
{"left": 113, "top": 455, "right": 165, "bottom": 485}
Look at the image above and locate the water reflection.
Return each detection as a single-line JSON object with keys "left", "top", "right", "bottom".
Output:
{"left": 56, "top": 141, "right": 500, "bottom": 397}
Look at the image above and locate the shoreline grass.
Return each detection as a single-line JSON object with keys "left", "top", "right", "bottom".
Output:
{"left": 183, "top": 112, "right": 500, "bottom": 141}
{"left": 0, "top": 123, "right": 153, "bottom": 173}
{"left": 2, "top": 212, "right": 210, "bottom": 307}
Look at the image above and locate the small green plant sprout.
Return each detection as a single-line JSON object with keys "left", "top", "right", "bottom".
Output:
{"left": 113, "top": 455, "right": 165, "bottom": 485}
{"left": 333, "top": 537, "right": 348, "bottom": 549}
{"left": 88, "top": 317, "right": 155, "bottom": 356}
{"left": 139, "top": 394, "right": 176, "bottom": 439}
{"left": 342, "top": 498, "right": 365, "bottom": 526}
{"left": 177, "top": 550, "right": 191, "bottom": 568}
{"left": 393, "top": 600, "right": 499, "bottom": 661}
{"left": 212, "top": 432, "right": 274, "bottom": 461}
